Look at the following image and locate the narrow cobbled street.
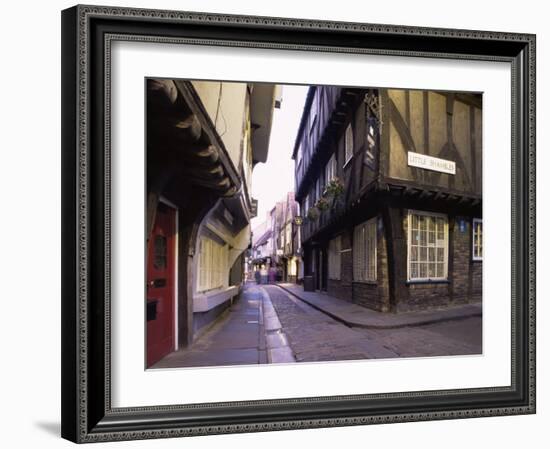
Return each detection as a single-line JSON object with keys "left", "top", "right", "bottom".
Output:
{"left": 154, "top": 282, "right": 481, "bottom": 368}
{"left": 264, "top": 285, "right": 481, "bottom": 361}
{"left": 262, "top": 285, "right": 398, "bottom": 361}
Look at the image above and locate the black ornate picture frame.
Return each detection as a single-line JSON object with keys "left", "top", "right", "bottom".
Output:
{"left": 61, "top": 4, "right": 536, "bottom": 443}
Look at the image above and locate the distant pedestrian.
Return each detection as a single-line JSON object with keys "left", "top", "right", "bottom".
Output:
{"left": 268, "top": 266, "right": 277, "bottom": 284}
{"left": 254, "top": 270, "right": 261, "bottom": 285}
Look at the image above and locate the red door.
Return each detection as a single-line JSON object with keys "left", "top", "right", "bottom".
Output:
{"left": 146, "top": 202, "right": 177, "bottom": 367}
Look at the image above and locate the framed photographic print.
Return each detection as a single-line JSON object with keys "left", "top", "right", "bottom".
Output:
{"left": 61, "top": 4, "right": 536, "bottom": 443}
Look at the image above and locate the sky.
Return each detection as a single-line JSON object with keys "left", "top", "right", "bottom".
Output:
{"left": 250, "top": 84, "right": 308, "bottom": 230}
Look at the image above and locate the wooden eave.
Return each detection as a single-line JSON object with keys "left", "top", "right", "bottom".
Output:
{"left": 173, "top": 80, "right": 242, "bottom": 195}
{"left": 381, "top": 177, "right": 482, "bottom": 207}
{"left": 147, "top": 79, "right": 242, "bottom": 198}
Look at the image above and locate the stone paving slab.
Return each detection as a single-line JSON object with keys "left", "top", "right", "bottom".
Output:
{"left": 151, "top": 286, "right": 265, "bottom": 369}
{"left": 277, "top": 283, "right": 482, "bottom": 329}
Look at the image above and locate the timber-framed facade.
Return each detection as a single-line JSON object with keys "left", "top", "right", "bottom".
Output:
{"left": 293, "top": 86, "right": 482, "bottom": 312}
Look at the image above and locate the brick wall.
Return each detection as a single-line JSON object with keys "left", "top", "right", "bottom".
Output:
{"left": 471, "top": 261, "right": 482, "bottom": 302}
{"left": 401, "top": 283, "right": 450, "bottom": 311}
{"left": 452, "top": 216, "right": 471, "bottom": 304}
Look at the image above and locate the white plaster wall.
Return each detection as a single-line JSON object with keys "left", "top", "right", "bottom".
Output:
{"left": 192, "top": 80, "right": 248, "bottom": 168}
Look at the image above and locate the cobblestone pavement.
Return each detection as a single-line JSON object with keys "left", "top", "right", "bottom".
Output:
{"left": 263, "top": 285, "right": 482, "bottom": 361}
{"left": 263, "top": 285, "right": 397, "bottom": 361}
{"left": 153, "top": 283, "right": 482, "bottom": 369}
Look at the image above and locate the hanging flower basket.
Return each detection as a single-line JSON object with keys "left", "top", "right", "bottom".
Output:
{"left": 307, "top": 206, "right": 319, "bottom": 220}
{"left": 324, "top": 177, "right": 344, "bottom": 198}
{"left": 315, "top": 197, "right": 330, "bottom": 211}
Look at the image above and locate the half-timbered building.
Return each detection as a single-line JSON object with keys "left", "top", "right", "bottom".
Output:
{"left": 293, "top": 86, "right": 482, "bottom": 312}
{"left": 274, "top": 192, "right": 301, "bottom": 283}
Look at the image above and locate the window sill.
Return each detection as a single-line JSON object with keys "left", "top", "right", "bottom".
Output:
{"left": 193, "top": 285, "right": 240, "bottom": 312}
{"left": 406, "top": 279, "right": 449, "bottom": 285}
{"left": 472, "top": 258, "right": 483, "bottom": 262}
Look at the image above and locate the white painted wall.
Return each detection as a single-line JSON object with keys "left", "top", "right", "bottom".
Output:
{"left": 191, "top": 80, "right": 248, "bottom": 169}
{"left": 1, "top": 1, "right": 546, "bottom": 449}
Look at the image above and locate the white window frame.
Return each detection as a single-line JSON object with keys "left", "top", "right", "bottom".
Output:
{"left": 406, "top": 210, "right": 449, "bottom": 282}
{"left": 472, "top": 218, "right": 483, "bottom": 261}
{"left": 353, "top": 218, "right": 377, "bottom": 282}
{"left": 344, "top": 123, "right": 354, "bottom": 166}
{"left": 328, "top": 235, "right": 342, "bottom": 280}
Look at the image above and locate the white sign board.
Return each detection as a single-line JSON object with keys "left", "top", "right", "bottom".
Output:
{"left": 407, "top": 151, "right": 456, "bottom": 175}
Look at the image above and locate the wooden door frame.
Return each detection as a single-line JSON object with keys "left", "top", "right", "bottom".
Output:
{"left": 157, "top": 196, "right": 179, "bottom": 351}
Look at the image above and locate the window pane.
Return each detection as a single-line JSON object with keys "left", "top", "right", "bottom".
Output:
{"left": 428, "top": 262, "right": 436, "bottom": 278}
{"left": 354, "top": 219, "right": 377, "bottom": 282}
{"left": 473, "top": 220, "right": 483, "bottom": 259}
{"left": 412, "top": 228, "right": 419, "bottom": 244}
{"left": 419, "top": 263, "right": 427, "bottom": 278}
{"left": 420, "top": 229, "right": 427, "bottom": 246}
{"left": 353, "top": 226, "right": 362, "bottom": 281}
{"left": 153, "top": 235, "right": 167, "bottom": 269}
{"left": 411, "top": 263, "right": 418, "bottom": 279}
{"left": 437, "top": 247, "right": 445, "bottom": 262}
{"left": 436, "top": 218, "right": 445, "bottom": 240}
{"left": 411, "top": 246, "right": 418, "bottom": 262}
{"left": 419, "top": 216, "right": 426, "bottom": 231}
{"left": 419, "top": 247, "right": 427, "bottom": 262}
{"left": 366, "top": 220, "right": 377, "bottom": 281}
{"left": 436, "top": 262, "right": 443, "bottom": 278}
